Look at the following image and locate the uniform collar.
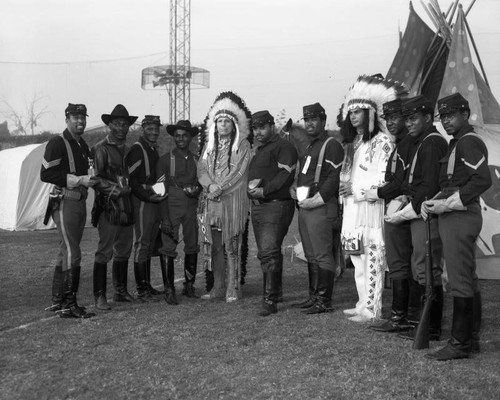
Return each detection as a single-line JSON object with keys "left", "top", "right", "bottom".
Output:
{"left": 453, "top": 122, "right": 474, "bottom": 140}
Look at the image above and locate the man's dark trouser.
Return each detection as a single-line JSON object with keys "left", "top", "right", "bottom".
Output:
{"left": 297, "top": 198, "right": 337, "bottom": 310}
{"left": 251, "top": 199, "right": 295, "bottom": 305}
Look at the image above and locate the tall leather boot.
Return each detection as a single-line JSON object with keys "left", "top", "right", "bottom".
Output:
{"left": 45, "top": 265, "right": 65, "bottom": 311}
{"left": 259, "top": 259, "right": 280, "bottom": 316}
{"left": 407, "top": 278, "right": 423, "bottom": 326}
{"left": 303, "top": 267, "right": 334, "bottom": 314}
{"left": 398, "top": 285, "right": 442, "bottom": 341}
{"left": 182, "top": 253, "right": 199, "bottom": 298}
{"left": 146, "top": 257, "right": 163, "bottom": 295}
{"left": 471, "top": 291, "right": 482, "bottom": 353}
{"left": 135, "top": 261, "right": 160, "bottom": 303}
{"left": 60, "top": 266, "right": 95, "bottom": 318}
{"left": 93, "top": 262, "right": 111, "bottom": 310}
{"left": 370, "top": 279, "right": 412, "bottom": 332}
{"left": 113, "top": 260, "right": 135, "bottom": 302}
{"left": 292, "top": 263, "right": 318, "bottom": 308}
{"left": 426, "top": 297, "right": 473, "bottom": 361}
{"left": 276, "top": 254, "right": 284, "bottom": 303}
{"left": 163, "top": 256, "right": 178, "bottom": 305}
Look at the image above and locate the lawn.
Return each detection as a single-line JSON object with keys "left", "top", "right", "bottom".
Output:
{"left": 1, "top": 219, "right": 499, "bottom": 400}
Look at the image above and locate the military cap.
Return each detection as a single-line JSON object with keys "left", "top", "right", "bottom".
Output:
{"left": 166, "top": 120, "right": 199, "bottom": 136}
{"left": 303, "top": 102, "right": 326, "bottom": 119}
{"left": 437, "top": 93, "right": 470, "bottom": 115}
{"left": 65, "top": 103, "right": 88, "bottom": 117}
{"left": 401, "top": 95, "right": 433, "bottom": 117}
{"left": 381, "top": 99, "right": 404, "bottom": 119}
{"left": 141, "top": 115, "right": 162, "bottom": 127}
{"left": 251, "top": 110, "right": 275, "bottom": 128}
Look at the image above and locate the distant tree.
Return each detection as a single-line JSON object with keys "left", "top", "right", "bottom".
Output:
{"left": 275, "top": 109, "right": 288, "bottom": 130}
{"left": 0, "top": 93, "right": 49, "bottom": 135}
{"left": 0, "top": 121, "right": 9, "bottom": 138}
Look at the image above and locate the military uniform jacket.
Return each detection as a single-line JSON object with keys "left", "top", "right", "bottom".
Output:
{"left": 126, "top": 136, "right": 159, "bottom": 202}
{"left": 297, "top": 131, "right": 344, "bottom": 202}
{"left": 92, "top": 136, "right": 130, "bottom": 199}
{"left": 248, "top": 134, "right": 298, "bottom": 200}
{"left": 156, "top": 147, "right": 199, "bottom": 190}
{"left": 377, "top": 131, "right": 412, "bottom": 201}
{"left": 402, "top": 126, "right": 447, "bottom": 213}
{"left": 41, "top": 129, "right": 91, "bottom": 187}
{"left": 439, "top": 124, "right": 491, "bottom": 205}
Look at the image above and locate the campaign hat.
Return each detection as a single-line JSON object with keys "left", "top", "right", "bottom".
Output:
{"left": 101, "top": 104, "right": 138, "bottom": 126}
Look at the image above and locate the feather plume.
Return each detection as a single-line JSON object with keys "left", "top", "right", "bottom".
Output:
{"left": 202, "top": 92, "right": 252, "bottom": 158}
{"left": 339, "top": 75, "right": 409, "bottom": 134}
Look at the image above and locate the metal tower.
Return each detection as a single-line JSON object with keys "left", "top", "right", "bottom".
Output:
{"left": 169, "top": 0, "right": 190, "bottom": 122}
{"left": 141, "top": 0, "right": 209, "bottom": 123}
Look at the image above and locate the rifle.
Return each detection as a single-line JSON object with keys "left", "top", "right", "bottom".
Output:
{"left": 413, "top": 215, "right": 434, "bottom": 349}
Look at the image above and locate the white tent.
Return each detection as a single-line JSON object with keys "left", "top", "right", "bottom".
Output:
{"left": 0, "top": 142, "right": 93, "bottom": 231}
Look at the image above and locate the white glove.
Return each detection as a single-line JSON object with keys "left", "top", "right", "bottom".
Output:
{"left": 298, "top": 192, "right": 325, "bottom": 209}
{"left": 67, "top": 174, "right": 96, "bottom": 188}
{"left": 384, "top": 202, "right": 418, "bottom": 224}
{"left": 364, "top": 188, "right": 379, "bottom": 202}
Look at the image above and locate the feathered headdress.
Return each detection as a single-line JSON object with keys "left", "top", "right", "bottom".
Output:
{"left": 338, "top": 74, "right": 409, "bottom": 134}
{"left": 202, "top": 91, "right": 252, "bottom": 158}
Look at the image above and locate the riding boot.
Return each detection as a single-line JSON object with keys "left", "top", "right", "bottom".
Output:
{"left": 398, "top": 285, "right": 442, "bottom": 341}
{"left": 146, "top": 257, "right": 163, "bottom": 295}
{"left": 471, "top": 291, "right": 482, "bottom": 353}
{"left": 292, "top": 263, "right": 318, "bottom": 308}
{"left": 45, "top": 265, "right": 65, "bottom": 311}
{"left": 163, "top": 256, "right": 178, "bottom": 305}
{"left": 182, "top": 253, "right": 199, "bottom": 298}
{"left": 407, "top": 278, "right": 422, "bottom": 326}
{"left": 276, "top": 253, "right": 284, "bottom": 303}
{"left": 113, "top": 260, "right": 135, "bottom": 302}
{"left": 135, "top": 261, "right": 160, "bottom": 303}
{"left": 426, "top": 297, "right": 473, "bottom": 361}
{"left": 93, "top": 262, "right": 111, "bottom": 310}
{"left": 370, "top": 279, "right": 412, "bottom": 332}
{"left": 259, "top": 259, "right": 280, "bottom": 316}
{"left": 302, "top": 267, "right": 334, "bottom": 314}
{"left": 60, "top": 266, "right": 95, "bottom": 318}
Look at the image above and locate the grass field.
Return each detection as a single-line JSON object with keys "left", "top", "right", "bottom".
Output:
{"left": 1, "top": 219, "right": 499, "bottom": 400}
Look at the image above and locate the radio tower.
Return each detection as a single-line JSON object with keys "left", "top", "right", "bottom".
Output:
{"left": 169, "top": 0, "right": 190, "bottom": 122}
{"left": 141, "top": 0, "right": 209, "bottom": 123}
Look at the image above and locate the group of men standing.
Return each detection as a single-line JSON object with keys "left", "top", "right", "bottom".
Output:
{"left": 41, "top": 88, "right": 491, "bottom": 361}
{"left": 41, "top": 103, "right": 202, "bottom": 318}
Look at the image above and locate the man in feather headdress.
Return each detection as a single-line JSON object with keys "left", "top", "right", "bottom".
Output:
{"left": 338, "top": 75, "right": 408, "bottom": 322}
{"left": 197, "top": 92, "right": 253, "bottom": 303}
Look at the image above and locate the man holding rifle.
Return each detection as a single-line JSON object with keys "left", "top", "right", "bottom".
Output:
{"left": 422, "top": 93, "right": 491, "bottom": 360}
{"left": 384, "top": 95, "right": 447, "bottom": 342}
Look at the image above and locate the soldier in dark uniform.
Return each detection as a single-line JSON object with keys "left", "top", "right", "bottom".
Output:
{"left": 247, "top": 110, "right": 298, "bottom": 316}
{"left": 422, "top": 93, "right": 491, "bottom": 360}
{"left": 366, "top": 99, "right": 420, "bottom": 332}
{"left": 91, "top": 104, "right": 137, "bottom": 310}
{"left": 384, "top": 95, "right": 448, "bottom": 342}
{"left": 126, "top": 115, "right": 165, "bottom": 302}
{"left": 41, "top": 103, "right": 96, "bottom": 318}
{"left": 291, "top": 103, "right": 344, "bottom": 314}
{"left": 157, "top": 120, "right": 202, "bottom": 303}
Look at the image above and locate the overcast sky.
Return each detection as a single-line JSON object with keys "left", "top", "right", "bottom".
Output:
{"left": 1, "top": 0, "right": 499, "bottom": 133}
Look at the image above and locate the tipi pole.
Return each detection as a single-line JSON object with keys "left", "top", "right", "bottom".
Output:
{"left": 462, "top": 6, "right": 491, "bottom": 88}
